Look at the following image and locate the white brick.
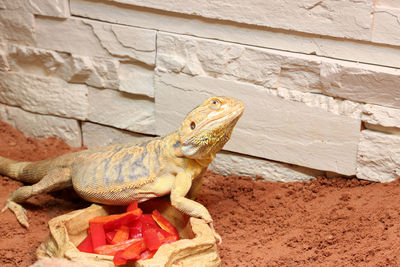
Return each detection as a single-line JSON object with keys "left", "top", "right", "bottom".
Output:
{"left": 321, "top": 60, "right": 400, "bottom": 109}
{"left": 0, "top": 104, "right": 82, "bottom": 147}
{"left": 377, "top": 0, "right": 400, "bottom": 8}
{"left": 36, "top": 17, "right": 156, "bottom": 65}
{"left": 108, "top": 0, "right": 373, "bottom": 41}
{"left": 210, "top": 151, "right": 324, "bottom": 182}
{"left": 372, "top": 6, "right": 400, "bottom": 46}
{"left": 357, "top": 130, "right": 400, "bottom": 182}
{"left": 119, "top": 63, "right": 154, "bottom": 98}
{"left": 71, "top": 0, "right": 400, "bottom": 68}
{"left": 362, "top": 104, "right": 400, "bottom": 129}
{"left": 157, "top": 32, "right": 321, "bottom": 92}
{"left": 82, "top": 122, "right": 150, "bottom": 148}
{"left": 0, "top": 10, "right": 34, "bottom": 45}
{"left": 8, "top": 45, "right": 120, "bottom": 89}
{"left": 0, "top": 0, "right": 69, "bottom": 18}
{"left": 155, "top": 72, "right": 360, "bottom": 175}
{"left": 88, "top": 87, "right": 155, "bottom": 135}
{"left": 0, "top": 72, "right": 88, "bottom": 120}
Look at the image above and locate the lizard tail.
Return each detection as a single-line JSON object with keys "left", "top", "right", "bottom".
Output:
{"left": 0, "top": 156, "right": 30, "bottom": 181}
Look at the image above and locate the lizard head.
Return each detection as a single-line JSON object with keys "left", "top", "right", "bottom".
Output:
{"left": 177, "top": 96, "right": 244, "bottom": 159}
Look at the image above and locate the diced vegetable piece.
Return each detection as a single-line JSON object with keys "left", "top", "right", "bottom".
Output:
{"left": 143, "top": 228, "right": 162, "bottom": 251}
{"left": 129, "top": 221, "right": 142, "bottom": 239}
{"left": 140, "top": 214, "right": 158, "bottom": 227}
{"left": 121, "top": 239, "right": 146, "bottom": 260}
{"left": 90, "top": 208, "right": 142, "bottom": 232}
{"left": 105, "top": 231, "right": 116, "bottom": 244}
{"left": 152, "top": 210, "right": 180, "bottom": 239}
{"left": 139, "top": 249, "right": 157, "bottom": 260}
{"left": 126, "top": 201, "right": 138, "bottom": 212}
{"left": 112, "top": 225, "right": 130, "bottom": 244}
{"left": 89, "top": 222, "right": 106, "bottom": 249}
{"left": 113, "top": 250, "right": 127, "bottom": 266}
{"left": 156, "top": 228, "right": 179, "bottom": 243}
{"left": 94, "top": 238, "right": 143, "bottom": 256}
{"left": 77, "top": 233, "right": 94, "bottom": 253}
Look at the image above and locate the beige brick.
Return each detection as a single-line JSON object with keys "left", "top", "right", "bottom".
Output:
{"left": 36, "top": 17, "right": 156, "bottom": 66}
{"left": 0, "top": 104, "right": 82, "bottom": 147}
{"left": 372, "top": 6, "right": 400, "bottom": 46}
{"left": 88, "top": 87, "right": 155, "bottom": 135}
{"left": 0, "top": 72, "right": 88, "bottom": 120}
{"left": 155, "top": 72, "right": 360, "bottom": 175}
{"left": 357, "top": 130, "right": 400, "bottom": 182}
{"left": 82, "top": 122, "right": 150, "bottom": 148}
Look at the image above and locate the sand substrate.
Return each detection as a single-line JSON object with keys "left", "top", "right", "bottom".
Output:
{"left": 0, "top": 121, "right": 400, "bottom": 267}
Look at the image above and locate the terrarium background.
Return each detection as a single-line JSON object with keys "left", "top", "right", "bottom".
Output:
{"left": 0, "top": 0, "right": 400, "bottom": 183}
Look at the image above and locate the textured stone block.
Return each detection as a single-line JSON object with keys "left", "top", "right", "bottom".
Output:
{"left": 357, "top": 130, "right": 400, "bottom": 182}
{"left": 119, "top": 63, "right": 154, "bottom": 97}
{"left": 0, "top": 104, "right": 82, "bottom": 147}
{"left": 71, "top": 0, "right": 400, "bottom": 69}
{"left": 88, "top": 87, "right": 155, "bottom": 135}
{"left": 0, "top": 0, "right": 69, "bottom": 18}
{"left": 362, "top": 104, "right": 400, "bottom": 129}
{"left": 155, "top": 72, "right": 360, "bottom": 175}
{"left": 210, "top": 151, "right": 324, "bottom": 182}
{"left": 8, "top": 45, "right": 120, "bottom": 89}
{"left": 372, "top": 6, "right": 400, "bottom": 46}
{"left": 99, "top": 0, "right": 373, "bottom": 41}
{"left": 36, "top": 17, "right": 156, "bottom": 65}
{"left": 82, "top": 122, "right": 150, "bottom": 148}
{"left": 321, "top": 61, "right": 400, "bottom": 109}
{"left": 157, "top": 32, "right": 321, "bottom": 92}
{"left": 0, "top": 72, "right": 88, "bottom": 120}
{"left": 0, "top": 10, "right": 34, "bottom": 45}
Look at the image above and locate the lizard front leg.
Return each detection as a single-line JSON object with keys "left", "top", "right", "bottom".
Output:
{"left": 170, "top": 172, "right": 222, "bottom": 244}
{"left": 2, "top": 168, "right": 72, "bottom": 227}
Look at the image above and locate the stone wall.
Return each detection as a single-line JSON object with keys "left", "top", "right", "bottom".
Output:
{"left": 0, "top": 0, "right": 399, "bottom": 182}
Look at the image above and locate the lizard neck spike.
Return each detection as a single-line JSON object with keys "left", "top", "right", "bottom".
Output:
{"left": 177, "top": 96, "right": 244, "bottom": 160}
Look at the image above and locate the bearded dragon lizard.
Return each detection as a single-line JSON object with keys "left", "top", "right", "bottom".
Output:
{"left": 0, "top": 96, "right": 244, "bottom": 243}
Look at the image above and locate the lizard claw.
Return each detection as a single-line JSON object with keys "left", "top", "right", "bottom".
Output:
{"left": 2, "top": 200, "right": 29, "bottom": 228}
{"left": 209, "top": 222, "right": 222, "bottom": 245}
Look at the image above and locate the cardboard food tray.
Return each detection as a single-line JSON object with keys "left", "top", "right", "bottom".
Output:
{"left": 36, "top": 198, "right": 221, "bottom": 267}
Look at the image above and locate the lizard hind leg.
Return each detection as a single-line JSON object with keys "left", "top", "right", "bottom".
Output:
{"left": 1, "top": 168, "right": 72, "bottom": 228}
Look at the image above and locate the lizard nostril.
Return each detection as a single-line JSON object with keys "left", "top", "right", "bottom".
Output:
{"left": 190, "top": 122, "right": 196, "bottom": 130}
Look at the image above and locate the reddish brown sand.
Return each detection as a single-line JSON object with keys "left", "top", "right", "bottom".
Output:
{"left": 1, "top": 121, "right": 400, "bottom": 266}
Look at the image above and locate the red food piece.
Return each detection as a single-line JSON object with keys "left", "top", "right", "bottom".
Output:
{"left": 129, "top": 221, "right": 143, "bottom": 239}
{"left": 121, "top": 239, "right": 146, "bottom": 260}
{"left": 94, "top": 238, "right": 143, "bottom": 256}
{"left": 105, "top": 231, "right": 116, "bottom": 244}
{"left": 77, "top": 233, "right": 94, "bottom": 253}
{"left": 139, "top": 249, "right": 157, "bottom": 260}
{"left": 143, "top": 228, "right": 162, "bottom": 251}
{"left": 89, "top": 222, "right": 106, "bottom": 249}
{"left": 90, "top": 208, "right": 142, "bottom": 232}
{"left": 140, "top": 214, "right": 158, "bottom": 227}
{"left": 152, "top": 210, "right": 180, "bottom": 239}
{"left": 112, "top": 225, "right": 130, "bottom": 244}
{"left": 113, "top": 250, "right": 127, "bottom": 266}
{"left": 126, "top": 201, "right": 138, "bottom": 212}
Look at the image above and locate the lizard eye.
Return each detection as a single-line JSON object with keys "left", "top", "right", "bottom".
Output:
{"left": 210, "top": 99, "right": 221, "bottom": 110}
{"left": 190, "top": 121, "right": 196, "bottom": 130}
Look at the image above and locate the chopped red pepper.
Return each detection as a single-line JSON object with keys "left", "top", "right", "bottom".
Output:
{"left": 112, "top": 225, "right": 130, "bottom": 244}
{"left": 121, "top": 239, "right": 146, "bottom": 260}
{"left": 139, "top": 249, "right": 157, "bottom": 260}
{"left": 152, "top": 210, "right": 180, "bottom": 239}
{"left": 77, "top": 233, "right": 94, "bottom": 253}
{"left": 113, "top": 250, "right": 127, "bottom": 266}
{"left": 105, "top": 231, "right": 116, "bottom": 244}
{"left": 90, "top": 208, "right": 142, "bottom": 232}
{"left": 126, "top": 201, "right": 138, "bottom": 212}
{"left": 143, "top": 228, "right": 162, "bottom": 251}
{"left": 89, "top": 222, "right": 106, "bottom": 249}
{"left": 129, "top": 221, "right": 142, "bottom": 239}
{"left": 94, "top": 238, "right": 143, "bottom": 256}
